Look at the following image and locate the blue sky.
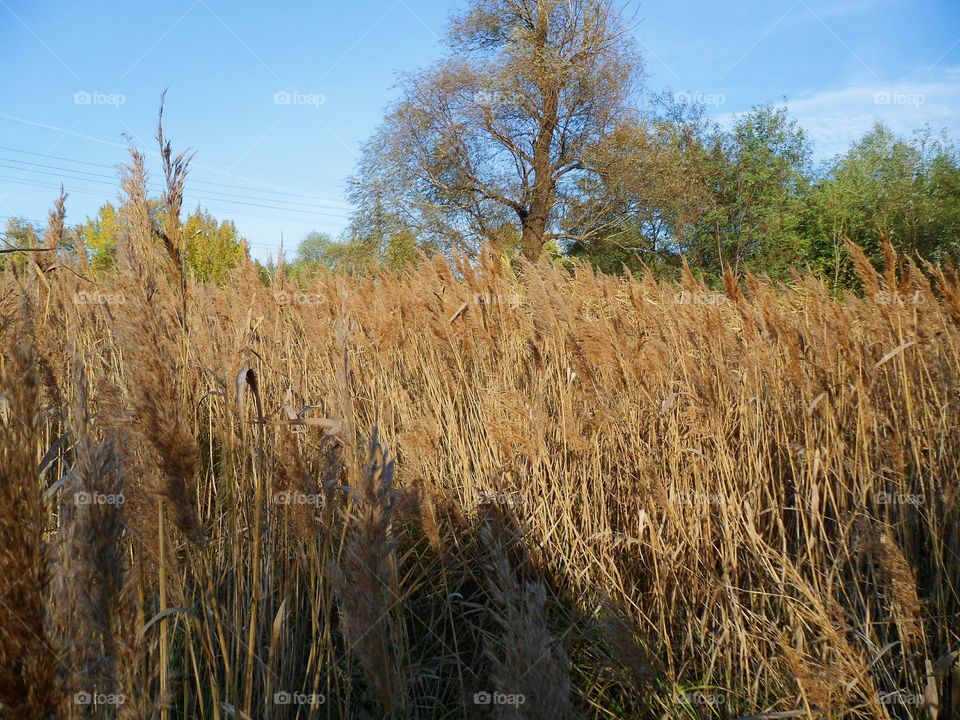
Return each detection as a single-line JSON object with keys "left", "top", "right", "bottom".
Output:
{"left": 1, "top": 0, "right": 958, "bottom": 260}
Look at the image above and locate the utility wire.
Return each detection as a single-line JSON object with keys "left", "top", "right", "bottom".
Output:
{"left": 0, "top": 157, "right": 352, "bottom": 216}
{"left": 0, "top": 115, "right": 344, "bottom": 189}
{"left": 0, "top": 171, "right": 351, "bottom": 224}
{"left": 0, "top": 146, "right": 351, "bottom": 207}
{"left": 0, "top": 176, "right": 345, "bottom": 233}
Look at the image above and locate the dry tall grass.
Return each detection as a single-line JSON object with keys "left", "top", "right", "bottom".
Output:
{"left": 0, "top": 138, "right": 958, "bottom": 720}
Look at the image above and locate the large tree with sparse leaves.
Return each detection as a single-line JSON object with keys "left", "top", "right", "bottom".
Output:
{"left": 348, "top": 0, "right": 642, "bottom": 261}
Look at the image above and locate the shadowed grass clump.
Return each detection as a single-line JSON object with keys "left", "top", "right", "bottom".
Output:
{"left": 0, "top": 309, "right": 62, "bottom": 720}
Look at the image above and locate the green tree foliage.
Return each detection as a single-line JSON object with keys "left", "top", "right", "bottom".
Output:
{"left": 343, "top": 0, "right": 958, "bottom": 281}
{"left": 75, "top": 203, "right": 120, "bottom": 272}
{"left": 1, "top": 217, "right": 41, "bottom": 270}
{"left": 567, "top": 102, "right": 812, "bottom": 278}
{"left": 289, "top": 229, "right": 420, "bottom": 278}
{"left": 701, "top": 104, "right": 812, "bottom": 277}
{"left": 73, "top": 203, "right": 247, "bottom": 282}
{"left": 803, "top": 124, "right": 960, "bottom": 288}
{"left": 3, "top": 217, "right": 40, "bottom": 249}
{"left": 287, "top": 231, "right": 346, "bottom": 276}
{"left": 182, "top": 208, "right": 247, "bottom": 283}
{"left": 342, "top": 184, "right": 427, "bottom": 271}
{"left": 565, "top": 98, "right": 719, "bottom": 274}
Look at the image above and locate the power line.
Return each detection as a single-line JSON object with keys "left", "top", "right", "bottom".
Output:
{"left": 0, "top": 115, "right": 348, "bottom": 196}
{"left": 0, "top": 165, "right": 349, "bottom": 220}
{"left": 0, "top": 145, "right": 352, "bottom": 208}
{"left": 0, "top": 136, "right": 359, "bottom": 237}
{"left": 0, "top": 157, "right": 353, "bottom": 217}
{"left": 0, "top": 214, "right": 47, "bottom": 226}
{"left": 0, "top": 175, "right": 346, "bottom": 231}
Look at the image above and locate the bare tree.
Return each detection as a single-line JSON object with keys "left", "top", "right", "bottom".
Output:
{"left": 350, "top": 0, "right": 641, "bottom": 261}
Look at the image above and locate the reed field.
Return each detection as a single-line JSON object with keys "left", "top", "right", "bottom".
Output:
{"left": 1, "top": 150, "right": 959, "bottom": 720}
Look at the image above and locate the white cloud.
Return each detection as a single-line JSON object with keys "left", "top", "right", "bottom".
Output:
{"left": 790, "top": 70, "right": 960, "bottom": 158}
{"left": 713, "top": 67, "right": 960, "bottom": 160}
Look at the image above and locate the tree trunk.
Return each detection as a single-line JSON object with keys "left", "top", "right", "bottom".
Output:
{"left": 521, "top": 209, "right": 547, "bottom": 261}
{"left": 521, "top": 117, "right": 557, "bottom": 261}
{"left": 520, "top": 2, "right": 559, "bottom": 263}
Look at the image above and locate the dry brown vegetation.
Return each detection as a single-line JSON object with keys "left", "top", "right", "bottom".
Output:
{"left": 1, "top": 136, "right": 959, "bottom": 720}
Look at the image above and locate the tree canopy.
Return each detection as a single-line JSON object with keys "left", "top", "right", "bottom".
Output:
{"left": 71, "top": 202, "right": 248, "bottom": 282}
{"left": 341, "top": 0, "right": 959, "bottom": 285}
{"left": 348, "top": 0, "right": 642, "bottom": 261}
